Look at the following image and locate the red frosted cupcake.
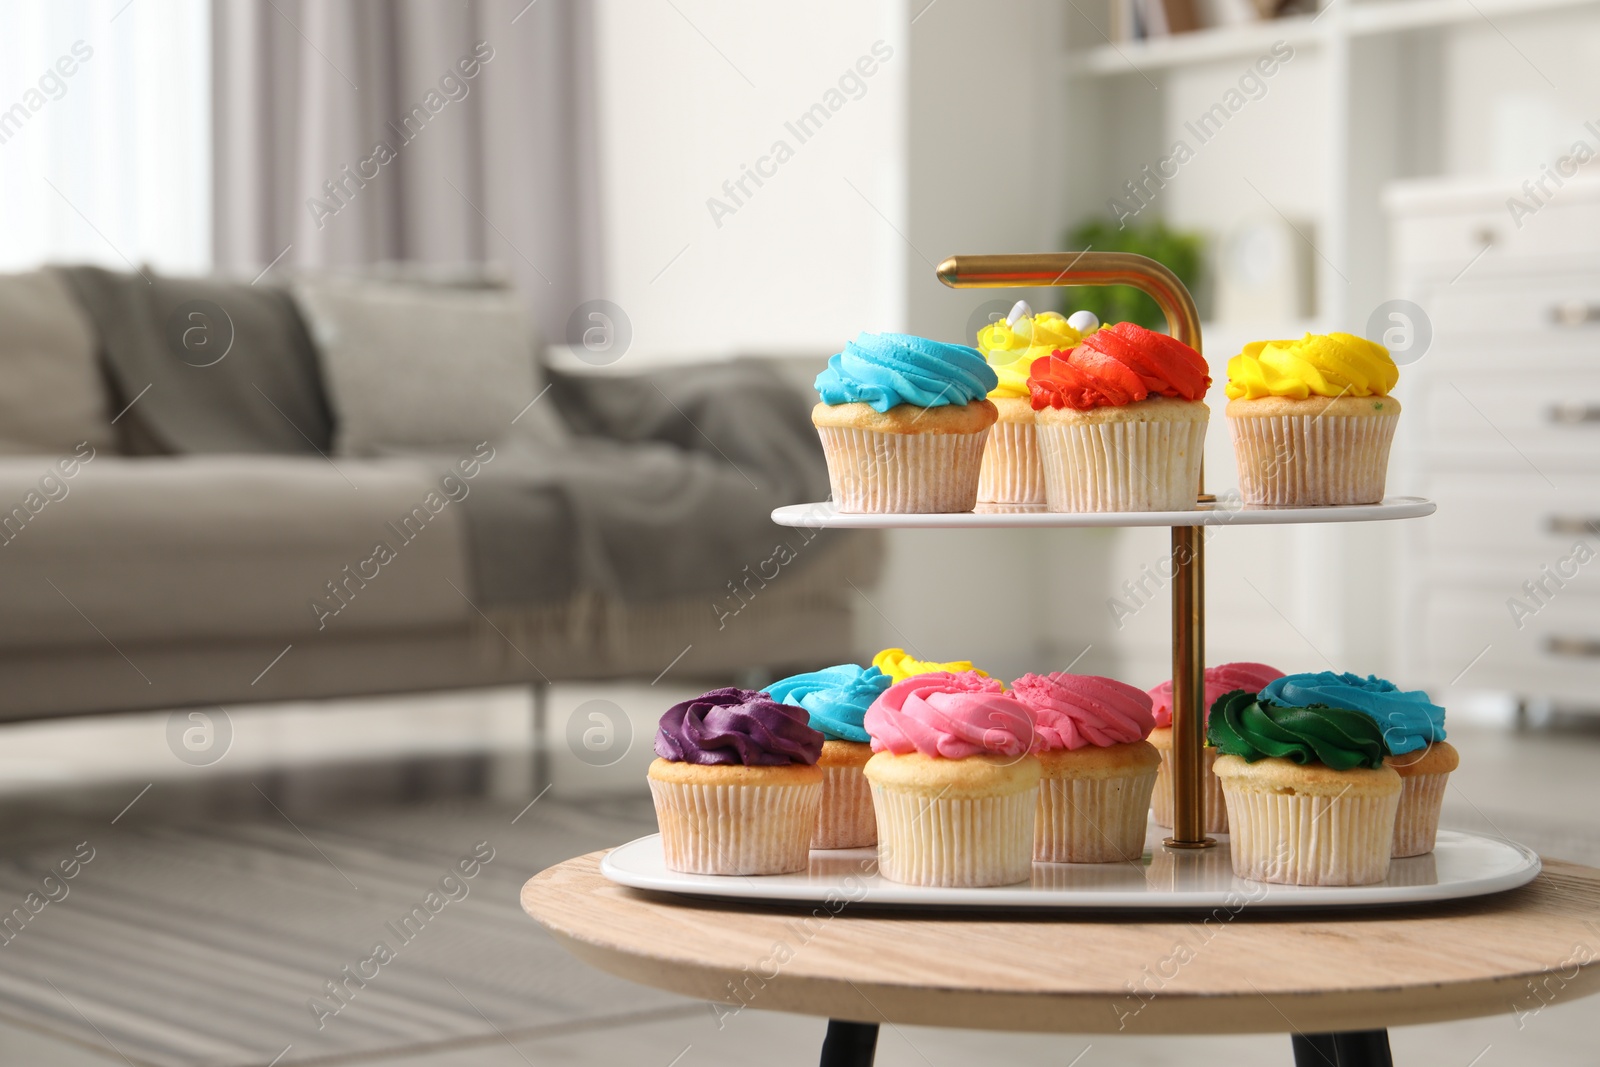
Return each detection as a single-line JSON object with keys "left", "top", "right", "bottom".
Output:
{"left": 1028, "top": 322, "right": 1210, "bottom": 512}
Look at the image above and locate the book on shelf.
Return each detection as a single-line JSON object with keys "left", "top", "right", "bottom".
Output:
{"left": 1109, "top": 0, "right": 1318, "bottom": 42}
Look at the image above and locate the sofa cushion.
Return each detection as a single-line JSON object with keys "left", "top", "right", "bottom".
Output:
{"left": 58, "top": 266, "right": 334, "bottom": 455}
{"left": 291, "top": 279, "right": 566, "bottom": 456}
{"left": 0, "top": 455, "right": 471, "bottom": 650}
{"left": 0, "top": 270, "right": 116, "bottom": 455}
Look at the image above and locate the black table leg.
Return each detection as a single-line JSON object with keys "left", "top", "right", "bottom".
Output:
{"left": 1292, "top": 1029, "right": 1393, "bottom": 1067}
{"left": 819, "top": 1019, "right": 879, "bottom": 1067}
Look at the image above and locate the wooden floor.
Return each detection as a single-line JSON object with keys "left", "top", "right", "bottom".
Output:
{"left": 2, "top": 695, "right": 1598, "bottom": 1067}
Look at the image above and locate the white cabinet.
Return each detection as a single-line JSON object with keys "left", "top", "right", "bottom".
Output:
{"left": 1390, "top": 176, "right": 1600, "bottom": 710}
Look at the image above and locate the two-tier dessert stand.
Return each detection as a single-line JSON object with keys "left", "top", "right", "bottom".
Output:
{"left": 521, "top": 255, "right": 1586, "bottom": 1066}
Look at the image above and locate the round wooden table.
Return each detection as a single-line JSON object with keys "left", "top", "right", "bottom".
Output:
{"left": 522, "top": 850, "right": 1600, "bottom": 1066}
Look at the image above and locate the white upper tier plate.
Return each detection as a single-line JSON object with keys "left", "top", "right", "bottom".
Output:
{"left": 602, "top": 827, "right": 1539, "bottom": 912}
{"left": 772, "top": 497, "right": 1436, "bottom": 529}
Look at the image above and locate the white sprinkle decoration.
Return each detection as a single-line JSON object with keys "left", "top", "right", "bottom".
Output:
{"left": 1067, "top": 310, "right": 1100, "bottom": 333}
{"left": 1006, "top": 300, "right": 1032, "bottom": 328}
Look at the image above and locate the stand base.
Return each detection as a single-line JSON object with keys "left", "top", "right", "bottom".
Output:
{"left": 1163, "top": 835, "right": 1218, "bottom": 850}
{"left": 818, "top": 1023, "right": 1394, "bottom": 1066}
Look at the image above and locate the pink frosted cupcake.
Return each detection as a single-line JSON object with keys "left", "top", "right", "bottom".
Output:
{"left": 863, "top": 671, "right": 1040, "bottom": 887}
{"left": 1147, "top": 662, "right": 1284, "bottom": 833}
{"left": 1009, "top": 673, "right": 1160, "bottom": 863}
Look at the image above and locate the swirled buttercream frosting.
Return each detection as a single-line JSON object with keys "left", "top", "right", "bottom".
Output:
{"left": 765, "top": 663, "right": 890, "bottom": 744}
{"left": 654, "top": 687, "right": 823, "bottom": 766}
{"left": 1028, "top": 321, "right": 1210, "bottom": 411}
{"left": 864, "top": 671, "right": 1036, "bottom": 758}
{"left": 1009, "top": 672, "right": 1154, "bottom": 750}
{"left": 1258, "top": 672, "right": 1445, "bottom": 756}
{"left": 815, "top": 332, "right": 998, "bottom": 412}
{"left": 1147, "top": 662, "right": 1286, "bottom": 730}
{"left": 1207, "top": 690, "right": 1388, "bottom": 771}
{"left": 1225, "top": 333, "right": 1398, "bottom": 400}
{"left": 871, "top": 648, "right": 989, "bottom": 685}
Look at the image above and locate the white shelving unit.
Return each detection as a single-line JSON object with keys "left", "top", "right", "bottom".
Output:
{"left": 1053, "top": 0, "right": 1600, "bottom": 687}
{"left": 1073, "top": 0, "right": 1599, "bottom": 77}
{"left": 1061, "top": 0, "right": 1600, "bottom": 334}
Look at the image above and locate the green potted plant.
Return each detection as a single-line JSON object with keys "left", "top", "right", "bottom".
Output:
{"left": 1059, "top": 220, "right": 1205, "bottom": 331}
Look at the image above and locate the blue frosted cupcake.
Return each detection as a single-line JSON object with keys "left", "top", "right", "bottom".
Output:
{"left": 767, "top": 663, "right": 892, "bottom": 848}
{"left": 812, "top": 332, "right": 999, "bottom": 513}
{"left": 1260, "top": 672, "right": 1455, "bottom": 857}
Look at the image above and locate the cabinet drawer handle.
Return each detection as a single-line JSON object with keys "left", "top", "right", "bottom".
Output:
{"left": 1549, "top": 403, "right": 1600, "bottom": 425}
{"left": 1548, "top": 516, "right": 1600, "bottom": 537}
{"left": 1551, "top": 301, "right": 1600, "bottom": 326}
{"left": 1547, "top": 636, "right": 1600, "bottom": 659}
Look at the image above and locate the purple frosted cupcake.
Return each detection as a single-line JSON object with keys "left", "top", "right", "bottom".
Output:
{"left": 648, "top": 687, "right": 825, "bottom": 875}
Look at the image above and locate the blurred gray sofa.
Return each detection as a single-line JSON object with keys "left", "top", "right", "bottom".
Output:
{"left": 0, "top": 266, "right": 876, "bottom": 722}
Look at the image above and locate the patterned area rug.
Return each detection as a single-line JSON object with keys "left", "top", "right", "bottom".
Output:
{"left": 0, "top": 793, "right": 688, "bottom": 1067}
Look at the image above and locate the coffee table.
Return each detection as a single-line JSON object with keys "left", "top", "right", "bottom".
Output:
{"left": 522, "top": 851, "right": 1600, "bottom": 1066}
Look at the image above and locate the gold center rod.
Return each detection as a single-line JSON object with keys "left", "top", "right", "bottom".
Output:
{"left": 937, "top": 252, "right": 1214, "bottom": 848}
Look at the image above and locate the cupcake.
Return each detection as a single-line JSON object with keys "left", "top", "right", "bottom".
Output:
{"left": 1028, "top": 322, "right": 1211, "bottom": 512}
{"left": 1009, "top": 672, "right": 1160, "bottom": 863}
{"left": 813, "top": 332, "right": 999, "bottom": 513}
{"left": 766, "top": 663, "right": 892, "bottom": 849}
{"left": 1260, "top": 672, "right": 1454, "bottom": 857}
{"left": 1146, "top": 662, "right": 1286, "bottom": 833}
{"left": 1208, "top": 690, "right": 1401, "bottom": 886}
{"left": 863, "top": 671, "right": 1040, "bottom": 887}
{"left": 870, "top": 647, "right": 989, "bottom": 685}
{"left": 974, "top": 303, "right": 1090, "bottom": 505}
{"left": 648, "top": 687, "right": 824, "bottom": 875}
{"left": 1225, "top": 333, "right": 1400, "bottom": 506}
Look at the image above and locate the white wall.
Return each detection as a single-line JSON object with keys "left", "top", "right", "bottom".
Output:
{"left": 592, "top": 0, "right": 907, "bottom": 362}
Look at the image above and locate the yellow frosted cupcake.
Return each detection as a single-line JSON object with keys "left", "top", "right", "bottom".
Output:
{"left": 813, "top": 332, "right": 998, "bottom": 513}
{"left": 1225, "top": 333, "right": 1400, "bottom": 506}
{"left": 1208, "top": 690, "right": 1400, "bottom": 886}
{"left": 974, "top": 303, "right": 1091, "bottom": 505}
{"left": 863, "top": 672, "right": 1039, "bottom": 887}
{"left": 870, "top": 647, "right": 988, "bottom": 685}
{"left": 648, "top": 687, "right": 824, "bottom": 875}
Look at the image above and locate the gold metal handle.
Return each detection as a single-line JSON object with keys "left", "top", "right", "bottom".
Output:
{"left": 936, "top": 252, "right": 1204, "bottom": 353}
{"left": 936, "top": 251, "right": 1214, "bottom": 849}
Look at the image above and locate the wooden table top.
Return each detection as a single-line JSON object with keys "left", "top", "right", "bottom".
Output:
{"left": 522, "top": 850, "right": 1600, "bottom": 1036}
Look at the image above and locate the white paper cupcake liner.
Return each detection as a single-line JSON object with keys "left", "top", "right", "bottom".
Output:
{"left": 978, "top": 420, "right": 1045, "bottom": 505}
{"left": 813, "top": 762, "right": 877, "bottom": 849}
{"left": 1219, "top": 781, "right": 1400, "bottom": 886}
{"left": 870, "top": 784, "right": 1036, "bottom": 887}
{"left": 816, "top": 426, "right": 990, "bottom": 513}
{"left": 1151, "top": 745, "right": 1229, "bottom": 834}
{"left": 649, "top": 778, "right": 821, "bottom": 875}
{"left": 1228, "top": 412, "right": 1399, "bottom": 506}
{"left": 1034, "top": 766, "right": 1158, "bottom": 863}
{"left": 1036, "top": 417, "right": 1206, "bottom": 513}
{"left": 1392, "top": 772, "right": 1449, "bottom": 858}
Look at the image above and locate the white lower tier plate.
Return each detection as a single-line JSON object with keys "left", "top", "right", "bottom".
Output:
{"left": 771, "top": 497, "right": 1435, "bottom": 529}
{"left": 601, "top": 826, "right": 1539, "bottom": 911}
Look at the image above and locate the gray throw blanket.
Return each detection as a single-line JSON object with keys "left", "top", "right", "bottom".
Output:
{"left": 451, "top": 361, "right": 839, "bottom": 608}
